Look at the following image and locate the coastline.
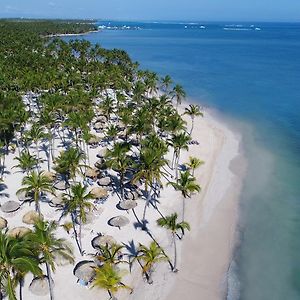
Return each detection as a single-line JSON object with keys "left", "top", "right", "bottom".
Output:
{"left": 130, "top": 104, "right": 246, "bottom": 300}
{"left": 44, "top": 30, "right": 100, "bottom": 38}
{"left": 166, "top": 107, "right": 245, "bottom": 300}
{"left": 1, "top": 96, "right": 245, "bottom": 300}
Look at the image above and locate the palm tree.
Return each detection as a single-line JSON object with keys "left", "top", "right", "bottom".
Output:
{"left": 91, "top": 263, "right": 132, "bottom": 300}
{"left": 0, "top": 231, "right": 42, "bottom": 300}
{"left": 94, "top": 243, "right": 127, "bottom": 266}
{"left": 39, "top": 110, "right": 56, "bottom": 171}
{"left": 165, "top": 113, "right": 187, "bottom": 134}
{"left": 168, "top": 132, "right": 191, "bottom": 178}
{"left": 54, "top": 147, "right": 86, "bottom": 182}
{"left": 105, "top": 143, "right": 133, "bottom": 201}
{"left": 64, "top": 111, "right": 88, "bottom": 147}
{"left": 26, "top": 220, "right": 74, "bottom": 300}
{"left": 144, "top": 71, "right": 158, "bottom": 96}
{"left": 157, "top": 213, "right": 190, "bottom": 271}
{"left": 132, "top": 148, "right": 167, "bottom": 225}
{"left": 135, "top": 241, "right": 168, "bottom": 284}
{"left": 168, "top": 170, "right": 201, "bottom": 220}
{"left": 184, "top": 104, "right": 203, "bottom": 135}
{"left": 171, "top": 84, "right": 186, "bottom": 109}
{"left": 105, "top": 124, "right": 118, "bottom": 144}
{"left": 161, "top": 75, "right": 173, "bottom": 93}
{"left": 17, "top": 171, "right": 55, "bottom": 215}
{"left": 13, "top": 151, "right": 37, "bottom": 174}
{"left": 100, "top": 97, "right": 115, "bottom": 123}
{"left": 186, "top": 156, "right": 204, "bottom": 176}
{"left": 63, "top": 183, "right": 95, "bottom": 255}
{"left": 27, "top": 124, "right": 47, "bottom": 168}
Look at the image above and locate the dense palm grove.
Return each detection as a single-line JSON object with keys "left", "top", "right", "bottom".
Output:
{"left": 0, "top": 20, "right": 203, "bottom": 300}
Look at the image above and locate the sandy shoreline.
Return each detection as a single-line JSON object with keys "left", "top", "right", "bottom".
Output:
{"left": 164, "top": 108, "right": 245, "bottom": 300}
{"left": 44, "top": 30, "right": 100, "bottom": 38}
{"left": 0, "top": 97, "right": 245, "bottom": 300}
{"left": 130, "top": 106, "right": 245, "bottom": 300}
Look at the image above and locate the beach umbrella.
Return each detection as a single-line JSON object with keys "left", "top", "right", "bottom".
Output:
{"left": 54, "top": 252, "right": 72, "bottom": 266}
{"left": 125, "top": 191, "right": 139, "bottom": 201}
{"left": 108, "top": 215, "right": 130, "bottom": 228}
{"left": 0, "top": 217, "right": 7, "bottom": 229}
{"left": 73, "top": 261, "right": 96, "bottom": 282}
{"left": 1, "top": 201, "right": 20, "bottom": 213}
{"left": 88, "top": 136, "right": 100, "bottom": 145}
{"left": 98, "top": 177, "right": 111, "bottom": 186}
{"left": 22, "top": 210, "right": 43, "bottom": 225}
{"left": 53, "top": 180, "right": 69, "bottom": 191}
{"left": 42, "top": 171, "right": 56, "bottom": 181}
{"left": 85, "top": 168, "right": 98, "bottom": 179}
{"left": 117, "top": 120, "right": 125, "bottom": 130}
{"left": 91, "top": 235, "right": 117, "bottom": 249}
{"left": 95, "top": 158, "right": 105, "bottom": 168}
{"left": 8, "top": 226, "right": 31, "bottom": 238}
{"left": 17, "top": 190, "right": 30, "bottom": 202}
{"left": 96, "top": 148, "right": 107, "bottom": 158}
{"left": 95, "top": 107, "right": 104, "bottom": 115}
{"left": 94, "top": 122, "right": 105, "bottom": 130}
{"left": 119, "top": 200, "right": 137, "bottom": 210}
{"left": 90, "top": 187, "right": 108, "bottom": 199}
{"left": 29, "top": 276, "right": 52, "bottom": 296}
{"left": 50, "top": 193, "right": 64, "bottom": 207}
{"left": 96, "top": 116, "right": 107, "bottom": 123}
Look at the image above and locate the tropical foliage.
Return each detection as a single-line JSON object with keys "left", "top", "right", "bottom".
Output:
{"left": 0, "top": 19, "right": 204, "bottom": 299}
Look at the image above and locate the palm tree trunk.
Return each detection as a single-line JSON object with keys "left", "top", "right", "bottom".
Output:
{"left": 74, "top": 129, "right": 79, "bottom": 147}
{"left": 182, "top": 197, "right": 186, "bottom": 221}
{"left": 86, "top": 142, "right": 90, "bottom": 165}
{"left": 190, "top": 118, "right": 194, "bottom": 136}
{"left": 146, "top": 230, "right": 175, "bottom": 271}
{"left": 173, "top": 233, "right": 178, "bottom": 271}
{"left": 79, "top": 217, "right": 83, "bottom": 254}
{"left": 120, "top": 172, "right": 124, "bottom": 201}
{"left": 51, "top": 131, "right": 55, "bottom": 163}
{"left": 47, "top": 149, "right": 51, "bottom": 172}
{"left": 175, "top": 153, "right": 180, "bottom": 180}
{"left": 71, "top": 214, "right": 82, "bottom": 255}
{"left": 46, "top": 262, "right": 54, "bottom": 300}
{"left": 35, "top": 191, "right": 41, "bottom": 216}
{"left": 171, "top": 150, "right": 176, "bottom": 170}
{"left": 36, "top": 142, "right": 40, "bottom": 170}
{"left": 19, "top": 279, "right": 23, "bottom": 300}
{"left": 136, "top": 259, "right": 153, "bottom": 284}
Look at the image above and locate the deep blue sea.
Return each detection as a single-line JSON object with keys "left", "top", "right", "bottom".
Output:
{"left": 64, "top": 21, "right": 300, "bottom": 299}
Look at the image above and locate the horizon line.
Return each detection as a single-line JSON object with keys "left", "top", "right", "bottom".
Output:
{"left": 0, "top": 17, "right": 300, "bottom": 24}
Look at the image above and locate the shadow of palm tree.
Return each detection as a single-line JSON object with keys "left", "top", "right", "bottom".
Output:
{"left": 123, "top": 239, "right": 139, "bottom": 272}
{"left": 0, "top": 183, "right": 9, "bottom": 198}
{"left": 178, "top": 163, "right": 187, "bottom": 172}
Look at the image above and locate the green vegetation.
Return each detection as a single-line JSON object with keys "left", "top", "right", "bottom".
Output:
{"left": 157, "top": 213, "right": 191, "bottom": 271}
{"left": 0, "top": 20, "right": 204, "bottom": 299}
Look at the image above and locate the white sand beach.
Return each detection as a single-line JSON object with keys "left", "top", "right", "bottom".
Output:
{"left": 0, "top": 99, "right": 244, "bottom": 300}
{"left": 129, "top": 107, "right": 245, "bottom": 300}
{"left": 45, "top": 30, "right": 100, "bottom": 38}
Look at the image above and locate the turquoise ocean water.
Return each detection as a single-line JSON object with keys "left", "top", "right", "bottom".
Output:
{"left": 64, "top": 22, "right": 300, "bottom": 299}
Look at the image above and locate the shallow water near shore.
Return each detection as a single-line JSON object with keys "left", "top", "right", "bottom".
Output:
{"left": 63, "top": 21, "right": 300, "bottom": 299}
